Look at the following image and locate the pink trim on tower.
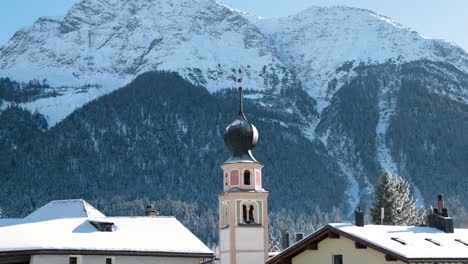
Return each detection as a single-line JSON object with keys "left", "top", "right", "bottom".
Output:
{"left": 230, "top": 170, "right": 239, "bottom": 185}
{"left": 255, "top": 170, "right": 261, "bottom": 187}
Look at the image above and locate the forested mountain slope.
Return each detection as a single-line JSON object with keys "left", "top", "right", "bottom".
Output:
{"left": 0, "top": 0, "right": 467, "bottom": 245}
{"left": 0, "top": 71, "right": 342, "bottom": 244}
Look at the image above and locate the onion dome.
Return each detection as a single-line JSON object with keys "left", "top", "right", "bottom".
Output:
{"left": 224, "top": 87, "right": 259, "bottom": 163}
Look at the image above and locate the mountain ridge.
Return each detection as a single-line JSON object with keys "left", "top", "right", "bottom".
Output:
{"left": 1, "top": 0, "right": 467, "bottom": 126}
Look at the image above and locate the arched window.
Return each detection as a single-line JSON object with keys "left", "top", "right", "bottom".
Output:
{"left": 249, "top": 205, "right": 255, "bottom": 223}
{"left": 242, "top": 204, "right": 248, "bottom": 223}
{"left": 244, "top": 170, "right": 251, "bottom": 185}
{"left": 240, "top": 201, "right": 259, "bottom": 225}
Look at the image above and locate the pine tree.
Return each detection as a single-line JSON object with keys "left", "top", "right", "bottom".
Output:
{"left": 268, "top": 231, "right": 280, "bottom": 252}
{"left": 370, "top": 171, "right": 423, "bottom": 225}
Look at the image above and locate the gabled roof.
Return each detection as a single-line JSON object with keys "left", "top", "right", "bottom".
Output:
{"left": 25, "top": 199, "right": 105, "bottom": 220}
{"left": 0, "top": 200, "right": 213, "bottom": 258}
{"left": 267, "top": 223, "right": 468, "bottom": 263}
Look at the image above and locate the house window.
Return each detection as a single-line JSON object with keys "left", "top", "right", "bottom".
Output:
{"left": 244, "top": 170, "right": 251, "bottom": 185}
{"left": 333, "top": 255, "right": 343, "bottom": 264}
{"left": 69, "top": 257, "right": 78, "bottom": 264}
{"left": 106, "top": 257, "right": 113, "bottom": 264}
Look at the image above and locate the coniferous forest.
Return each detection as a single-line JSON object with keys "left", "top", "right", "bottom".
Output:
{"left": 0, "top": 60, "right": 468, "bottom": 245}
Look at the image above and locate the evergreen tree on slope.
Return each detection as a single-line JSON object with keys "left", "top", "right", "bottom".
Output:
{"left": 370, "top": 171, "right": 423, "bottom": 225}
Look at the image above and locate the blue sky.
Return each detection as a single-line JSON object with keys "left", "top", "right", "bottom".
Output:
{"left": 0, "top": 0, "right": 467, "bottom": 51}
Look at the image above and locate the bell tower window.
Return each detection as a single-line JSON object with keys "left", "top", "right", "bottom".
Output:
{"left": 240, "top": 201, "right": 260, "bottom": 225}
{"left": 244, "top": 170, "right": 251, "bottom": 185}
{"left": 242, "top": 204, "right": 248, "bottom": 223}
{"left": 249, "top": 205, "right": 255, "bottom": 223}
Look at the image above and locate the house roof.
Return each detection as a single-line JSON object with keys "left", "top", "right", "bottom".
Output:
{"left": 25, "top": 199, "right": 105, "bottom": 220}
{"left": 267, "top": 223, "right": 468, "bottom": 263}
{"left": 0, "top": 200, "right": 213, "bottom": 258}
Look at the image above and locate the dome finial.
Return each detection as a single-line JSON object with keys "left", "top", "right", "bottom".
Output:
{"left": 223, "top": 67, "right": 259, "bottom": 164}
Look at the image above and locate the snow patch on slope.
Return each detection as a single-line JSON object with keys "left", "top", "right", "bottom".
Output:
{"left": 20, "top": 85, "right": 117, "bottom": 127}
{"left": 336, "top": 160, "right": 360, "bottom": 215}
{"left": 375, "top": 79, "right": 399, "bottom": 176}
{"left": 375, "top": 75, "right": 425, "bottom": 206}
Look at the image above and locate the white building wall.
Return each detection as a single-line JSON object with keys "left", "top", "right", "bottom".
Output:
{"left": 236, "top": 252, "right": 265, "bottom": 264}
{"left": 220, "top": 229, "right": 230, "bottom": 251}
{"left": 219, "top": 253, "right": 230, "bottom": 264}
{"left": 235, "top": 228, "right": 264, "bottom": 250}
{"left": 30, "top": 254, "right": 202, "bottom": 264}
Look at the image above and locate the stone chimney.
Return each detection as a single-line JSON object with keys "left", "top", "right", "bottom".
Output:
{"left": 355, "top": 207, "right": 364, "bottom": 227}
{"left": 281, "top": 230, "right": 290, "bottom": 250}
{"left": 145, "top": 204, "right": 157, "bottom": 217}
{"left": 295, "top": 233, "right": 304, "bottom": 243}
{"left": 428, "top": 194, "right": 454, "bottom": 233}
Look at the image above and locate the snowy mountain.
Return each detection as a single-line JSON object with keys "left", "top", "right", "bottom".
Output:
{"left": 0, "top": 0, "right": 292, "bottom": 90}
{"left": 256, "top": 6, "right": 468, "bottom": 110}
{"left": 0, "top": 0, "right": 296, "bottom": 124}
{"left": 1, "top": 1, "right": 467, "bottom": 125}
{"left": 1, "top": 0, "right": 468, "bottom": 230}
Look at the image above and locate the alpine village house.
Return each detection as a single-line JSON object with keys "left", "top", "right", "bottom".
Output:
{"left": 1, "top": 86, "right": 468, "bottom": 264}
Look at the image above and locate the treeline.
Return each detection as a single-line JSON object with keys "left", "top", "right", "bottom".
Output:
{"left": 0, "top": 71, "right": 345, "bottom": 246}
{"left": 0, "top": 60, "right": 467, "bottom": 246}
{"left": 0, "top": 77, "right": 54, "bottom": 102}
{"left": 0, "top": 105, "right": 48, "bottom": 154}
{"left": 0, "top": 78, "right": 101, "bottom": 103}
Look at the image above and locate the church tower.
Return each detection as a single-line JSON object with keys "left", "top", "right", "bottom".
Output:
{"left": 218, "top": 85, "right": 269, "bottom": 264}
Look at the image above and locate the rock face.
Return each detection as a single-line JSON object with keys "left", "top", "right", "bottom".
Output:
{"left": 255, "top": 6, "right": 468, "bottom": 109}
{"left": 0, "top": 0, "right": 468, "bottom": 236}
{"left": 0, "top": 0, "right": 294, "bottom": 92}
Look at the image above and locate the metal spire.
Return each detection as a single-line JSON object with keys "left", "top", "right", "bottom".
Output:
{"left": 238, "top": 68, "right": 246, "bottom": 118}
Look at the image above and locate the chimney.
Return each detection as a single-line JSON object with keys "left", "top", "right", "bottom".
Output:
{"left": 355, "top": 207, "right": 364, "bottom": 227}
{"left": 281, "top": 230, "right": 290, "bottom": 249}
{"left": 437, "top": 194, "right": 444, "bottom": 214}
{"left": 428, "top": 194, "right": 454, "bottom": 233}
{"left": 295, "top": 233, "right": 304, "bottom": 242}
{"left": 145, "top": 204, "right": 157, "bottom": 217}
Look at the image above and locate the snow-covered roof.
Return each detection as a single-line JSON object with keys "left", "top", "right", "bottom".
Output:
{"left": 0, "top": 200, "right": 213, "bottom": 257}
{"left": 268, "top": 223, "right": 468, "bottom": 263}
{"left": 330, "top": 223, "right": 468, "bottom": 260}
{"left": 25, "top": 199, "right": 105, "bottom": 220}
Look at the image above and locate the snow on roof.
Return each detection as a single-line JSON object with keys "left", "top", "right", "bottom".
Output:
{"left": 0, "top": 200, "right": 213, "bottom": 256}
{"left": 330, "top": 223, "right": 468, "bottom": 259}
{"left": 25, "top": 199, "right": 105, "bottom": 220}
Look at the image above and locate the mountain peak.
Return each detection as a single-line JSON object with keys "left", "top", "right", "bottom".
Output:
{"left": 1, "top": 0, "right": 467, "bottom": 125}
{"left": 255, "top": 4, "right": 468, "bottom": 106}
{"left": 0, "top": 0, "right": 289, "bottom": 92}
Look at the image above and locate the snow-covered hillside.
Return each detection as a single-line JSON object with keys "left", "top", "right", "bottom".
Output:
{"left": 1, "top": 1, "right": 467, "bottom": 123}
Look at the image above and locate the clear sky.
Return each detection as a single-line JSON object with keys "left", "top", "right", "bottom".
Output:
{"left": 0, "top": 0, "right": 467, "bottom": 51}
